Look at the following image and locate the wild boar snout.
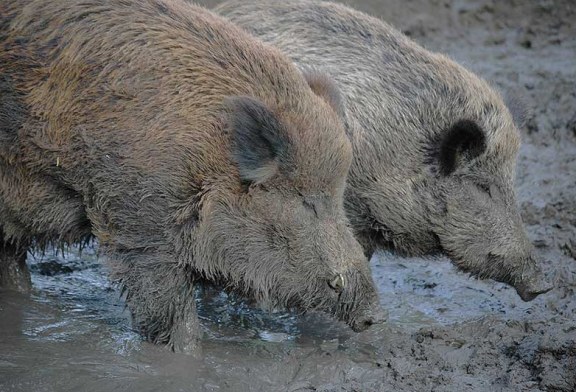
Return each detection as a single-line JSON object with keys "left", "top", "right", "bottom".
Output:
{"left": 516, "top": 278, "right": 554, "bottom": 302}
{"left": 512, "top": 264, "right": 554, "bottom": 302}
{"left": 349, "top": 304, "right": 388, "bottom": 332}
{"left": 488, "top": 253, "right": 554, "bottom": 301}
{"left": 331, "top": 265, "right": 386, "bottom": 332}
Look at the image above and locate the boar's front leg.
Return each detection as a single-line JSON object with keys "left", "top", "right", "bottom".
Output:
{"left": 0, "top": 231, "right": 31, "bottom": 292}
{"left": 112, "top": 250, "right": 201, "bottom": 352}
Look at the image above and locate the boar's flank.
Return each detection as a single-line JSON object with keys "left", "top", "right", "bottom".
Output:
{"left": 0, "top": 0, "right": 383, "bottom": 351}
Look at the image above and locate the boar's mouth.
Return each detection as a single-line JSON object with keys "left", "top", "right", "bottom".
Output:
{"left": 514, "top": 280, "right": 553, "bottom": 302}
{"left": 331, "top": 273, "right": 387, "bottom": 332}
{"left": 345, "top": 306, "right": 388, "bottom": 332}
{"left": 486, "top": 254, "right": 554, "bottom": 301}
{"left": 443, "top": 251, "right": 554, "bottom": 302}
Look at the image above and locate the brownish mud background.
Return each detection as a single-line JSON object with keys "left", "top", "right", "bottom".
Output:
{"left": 1, "top": 1, "right": 575, "bottom": 391}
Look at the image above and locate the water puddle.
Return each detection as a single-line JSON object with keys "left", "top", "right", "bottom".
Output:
{"left": 0, "top": 246, "right": 541, "bottom": 391}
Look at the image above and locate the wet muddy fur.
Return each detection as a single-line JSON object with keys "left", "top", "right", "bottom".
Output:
{"left": 0, "top": 231, "right": 30, "bottom": 293}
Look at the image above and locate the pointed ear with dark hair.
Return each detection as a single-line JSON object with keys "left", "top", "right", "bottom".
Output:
{"left": 437, "top": 119, "right": 487, "bottom": 176}
{"left": 224, "top": 96, "right": 290, "bottom": 184}
{"left": 302, "top": 69, "right": 344, "bottom": 118}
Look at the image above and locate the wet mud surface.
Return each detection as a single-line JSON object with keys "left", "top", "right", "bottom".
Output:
{"left": 1, "top": 0, "right": 575, "bottom": 391}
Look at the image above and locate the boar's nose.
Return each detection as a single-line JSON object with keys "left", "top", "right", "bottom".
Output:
{"left": 351, "top": 306, "right": 388, "bottom": 332}
{"left": 514, "top": 267, "right": 554, "bottom": 302}
{"left": 514, "top": 273, "right": 554, "bottom": 302}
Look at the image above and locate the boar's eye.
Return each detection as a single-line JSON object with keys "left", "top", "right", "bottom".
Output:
{"left": 328, "top": 273, "right": 346, "bottom": 293}
{"left": 475, "top": 183, "right": 492, "bottom": 197}
{"left": 299, "top": 191, "right": 319, "bottom": 217}
{"left": 302, "top": 198, "right": 319, "bottom": 217}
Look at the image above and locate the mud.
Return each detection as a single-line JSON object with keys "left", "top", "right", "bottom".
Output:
{"left": 1, "top": 0, "right": 575, "bottom": 391}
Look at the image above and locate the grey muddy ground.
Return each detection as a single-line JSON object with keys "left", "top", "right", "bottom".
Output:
{"left": 0, "top": 0, "right": 574, "bottom": 391}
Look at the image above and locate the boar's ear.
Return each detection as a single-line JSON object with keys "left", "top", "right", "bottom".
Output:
{"left": 225, "top": 96, "right": 289, "bottom": 184}
{"left": 504, "top": 89, "right": 531, "bottom": 129}
{"left": 438, "top": 119, "right": 486, "bottom": 176}
{"left": 302, "top": 69, "right": 345, "bottom": 118}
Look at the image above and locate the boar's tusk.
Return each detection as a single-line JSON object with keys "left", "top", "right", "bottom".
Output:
{"left": 329, "top": 273, "right": 346, "bottom": 291}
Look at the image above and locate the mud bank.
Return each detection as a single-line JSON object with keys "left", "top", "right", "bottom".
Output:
{"left": 1, "top": 0, "right": 575, "bottom": 391}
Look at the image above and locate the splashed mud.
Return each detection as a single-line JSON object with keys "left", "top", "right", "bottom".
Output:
{"left": 1, "top": 0, "right": 575, "bottom": 391}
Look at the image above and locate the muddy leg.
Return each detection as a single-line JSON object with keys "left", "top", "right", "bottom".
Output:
{"left": 0, "top": 233, "right": 31, "bottom": 292}
{"left": 112, "top": 251, "right": 201, "bottom": 353}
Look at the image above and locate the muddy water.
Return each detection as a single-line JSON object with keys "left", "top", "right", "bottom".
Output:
{"left": 0, "top": 247, "right": 557, "bottom": 392}
{"left": 2, "top": 0, "right": 576, "bottom": 391}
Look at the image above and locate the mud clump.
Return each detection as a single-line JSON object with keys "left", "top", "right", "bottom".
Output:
{"left": 505, "top": 325, "right": 576, "bottom": 391}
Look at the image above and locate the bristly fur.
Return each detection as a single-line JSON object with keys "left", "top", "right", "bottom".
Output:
{"left": 216, "top": 0, "right": 552, "bottom": 300}
{"left": 0, "top": 0, "right": 382, "bottom": 350}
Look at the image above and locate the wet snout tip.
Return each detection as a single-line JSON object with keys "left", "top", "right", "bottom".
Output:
{"left": 516, "top": 278, "right": 554, "bottom": 302}
{"left": 517, "top": 285, "right": 553, "bottom": 302}
{"left": 352, "top": 307, "right": 388, "bottom": 332}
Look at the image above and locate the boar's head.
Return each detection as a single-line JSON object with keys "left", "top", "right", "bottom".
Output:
{"left": 425, "top": 114, "right": 553, "bottom": 301}
{"left": 191, "top": 76, "right": 384, "bottom": 331}
{"left": 346, "top": 62, "right": 553, "bottom": 301}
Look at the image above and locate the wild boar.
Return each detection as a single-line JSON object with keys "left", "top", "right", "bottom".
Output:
{"left": 0, "top": 0, "right": 383, "bottom": 351}
{"left": 216, "top": 0, "right": 553, "bottom": 301}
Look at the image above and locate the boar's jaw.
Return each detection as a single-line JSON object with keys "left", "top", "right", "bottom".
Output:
{"left": 332, "top": 271, "right": 386, "bottom": 332}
